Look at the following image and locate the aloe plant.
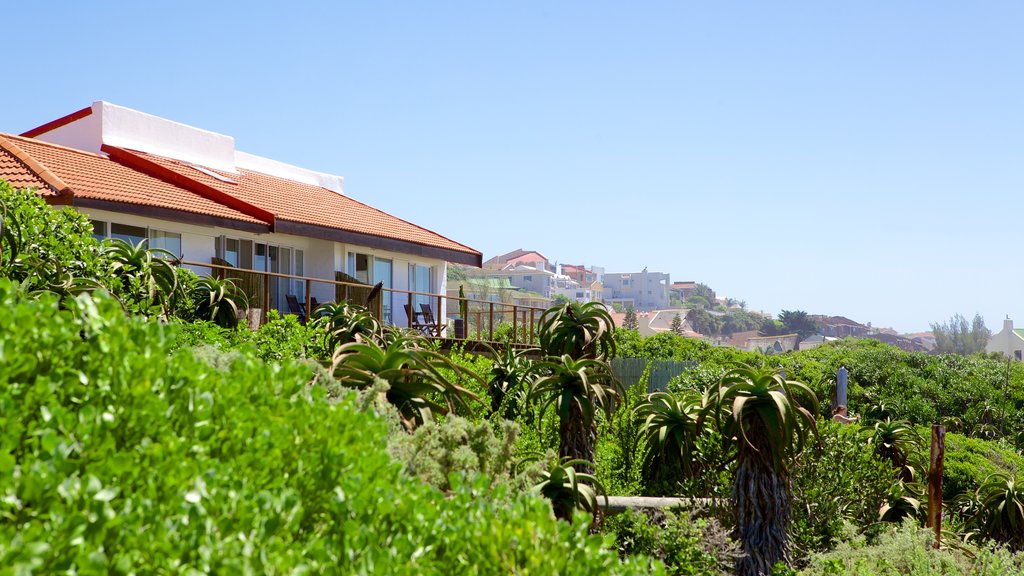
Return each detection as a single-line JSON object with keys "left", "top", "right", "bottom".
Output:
{"left": 968, "top": 473, "right": 1024, "bottom": 548}
{"left": 538, "top": 301, "right": 616, "bottom": 361}
{"left": 311, "top": 301, "right": 383, "bottom": 350}
{"left": 331, "top": 335, "right": 481, "bottom": 430}
{"left": 531, "top": 457, "right": 607, "bottom": 521}
{"left": 105, "top": 238, "right": 179, "bottom": 316}
{"left": 701, "top": 363, "right": 819, "bottom": 576}
{"left": 485, "top": 344, "right": 538, "bottom": 420}
{"left": 529, "top": 354, "right": 624, "bottom": 468}
{"left": 634, "top": 390, "right": 703, "bottom": 486}
{"left": 860, "top": 418, "right": 923, "bottom": 483}
{"left": 193, "top": 276, "right": 246, "bottom": 329}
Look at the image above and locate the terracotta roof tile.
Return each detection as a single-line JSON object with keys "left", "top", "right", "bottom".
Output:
{"left": 0, "top": 145, "right": 50, "bottom": 193}
{"left": 0, "top": 134, "right": 262, "bottom": 224}
{"left": 135, "top": 152, "right": 480, "bottom": 256}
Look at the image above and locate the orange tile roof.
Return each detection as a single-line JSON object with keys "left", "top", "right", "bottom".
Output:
{"left": 0, "top": 134, "right": 261, "bottom": 224}
{"left": 0, "top": 144, "right": 50, "bottom": 192}
{"left": 133, "top": 151, "right": 479, "bottom": 256}
{"left": 0, "top": 133, "right": 480, "bottom": 261}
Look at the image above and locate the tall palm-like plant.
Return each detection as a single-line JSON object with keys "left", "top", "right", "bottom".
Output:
{"left": 104, "top": 238, "right": 179, "bottom": 316}
{"left": 332, "top": 335, "right": 481, "bottom": 430}
{"left": 701, "top": 364, "right": 819, "bottom": 576}
{"left": 538, "top": 301, "right": 616, "bottom": 361}
{"left": 634, "top": 390, "right": 703, "bottom": 489}
{"left": 529, "top": 354, "right": 624, "bottom": 467}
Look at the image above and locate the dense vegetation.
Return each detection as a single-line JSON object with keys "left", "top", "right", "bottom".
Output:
{"left": 4, "top": 181, "right": 1024, "bottom": 574}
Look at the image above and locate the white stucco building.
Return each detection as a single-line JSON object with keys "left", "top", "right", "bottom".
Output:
{"left": 2, "top": 101, "right": 481, "bottom": 325}
{"left": 986, "top": 317, "right": 1024, "bottom": 360}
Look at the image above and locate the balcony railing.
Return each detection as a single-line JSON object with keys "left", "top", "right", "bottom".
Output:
{"left": 179, "top": 259, "right": 549, "bottom": 347}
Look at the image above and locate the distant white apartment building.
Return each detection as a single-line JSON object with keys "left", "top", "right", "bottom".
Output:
{"left": 603, "top": 269, "right": 670, "bottom": 310}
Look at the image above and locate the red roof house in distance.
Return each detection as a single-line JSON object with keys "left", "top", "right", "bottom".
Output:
{"left": 483, "top": 248, "right": 553, "bottom": 272}
{"left": 2, "top": 101, "right": 481, "bottom": 324}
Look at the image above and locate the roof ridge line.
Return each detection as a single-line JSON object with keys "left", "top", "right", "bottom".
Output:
{"left": 101, "top": 145, "right": 275, "bottom": 230}
{"left": 0, "top": 136, "right": 74, "bottom": 197}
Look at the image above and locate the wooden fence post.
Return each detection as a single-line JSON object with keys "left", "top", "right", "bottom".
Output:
{"left": 927, "top": 424, "right": 946, "bottom": 549}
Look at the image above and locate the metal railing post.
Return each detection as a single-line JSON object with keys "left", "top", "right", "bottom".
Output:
{"left": 489, "top": 302, "right": 495, "bottom": 342}
{"left": 263, "top": 274, "right": 271, "bottom": 325}
{"left": 304, "top": 279, "right": 312, "bottom": 321}
{"left": 436, "top": 294, "right": 443, "bottom": 337}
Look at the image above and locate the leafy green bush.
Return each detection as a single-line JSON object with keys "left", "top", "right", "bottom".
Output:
{"left": 389, "top": 415, "right": 520, "bottom": 492}
{"left": 0, "top": 282, "right": 662, "bottom": 574}
{"left": 942, "top": 433, "right": 1024, "bottom": 500}
{"left": 604, "top": 509, "right": 737, "bottom": 575}
{"left": 799, "top": 521, "right": 1024, "bottom": 575}
{"left": 0, "top": 182, "right": 110, "bottom": 296}
{"left": 789, "top": 422, "right": 894, "bottom": 557}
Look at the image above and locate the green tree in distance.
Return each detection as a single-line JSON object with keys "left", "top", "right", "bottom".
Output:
{"left": 931, "top": 313, "right": 990, "bottom": 355}
{"left": 623, "top": 305, "right": 638, "bottom": 330}
{"left": 778, "top": 310, "right": 818, "bottom": 339}
{"left": 670, "top": 313, "right": 684, "bottom": 335}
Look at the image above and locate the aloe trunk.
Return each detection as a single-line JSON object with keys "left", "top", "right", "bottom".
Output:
{"left": 559, "top": 401, "right": 597, "bottom": 473}
{"left": 734, "top": 421, "right": 791, "bottom": 576}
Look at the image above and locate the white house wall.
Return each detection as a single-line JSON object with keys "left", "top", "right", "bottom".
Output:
{"left": 80, "top": 207, "right": 447, "bottom": 326}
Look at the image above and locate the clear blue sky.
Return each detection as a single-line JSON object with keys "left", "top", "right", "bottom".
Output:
{"left": 5, "top": 2, "right": 1022, "bottom": 333}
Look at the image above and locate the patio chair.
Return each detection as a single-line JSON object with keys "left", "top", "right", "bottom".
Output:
{"left": 418, "top": 303, "right": 446, "bottom": 337}
{"left": 404, "top": 304, "right": 430, "bottom": 334}
{"left": 285, "top": 294, "right": 307, "bottom": 324}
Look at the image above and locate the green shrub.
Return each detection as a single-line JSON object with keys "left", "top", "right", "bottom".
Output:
{"left": 603, "top": 508, "right": 737, "bottom": 575}
{"left": 0, "top": 282, "right": 662, "bottom": 574}
{"left": 0, "top": 182, "right": 110, "bottom": 295}
{"left": 942, "top": 433, "right": 1024, "bottom": 500}
{"left": 799, "top": 521, "right": 1024, "bottom": 575}
{"left": 389, "top": 416, "right": 521, "bottom": 492}
{"left": 789, "top": 422, "right": 894, "bottom": 557}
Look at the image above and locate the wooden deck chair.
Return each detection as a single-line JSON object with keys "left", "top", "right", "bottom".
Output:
{"left": 404, "top": 304, "right": 429, "bottom": 334}
{"left": 285, "top": 294, "right": 306, "bottom": 324}
{"left": 418, "top": 303, "right": 446, "bottom": 337}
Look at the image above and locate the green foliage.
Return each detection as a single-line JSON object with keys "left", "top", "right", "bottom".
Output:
{"left": 389, "top": 416, "right": 520, "bottom": 492}
{"left": 541, "top": 301, "right": 617, "bottom": 360}
{"left": 604, "top": 509, "right": 737, "bottom": 576}
{"left": 789, "top": 422, "right": 894, "bottom": 557}
{"left": 778, "top": 310, "right": 818, "bottom": 340}
{"left": 311, "top": 300, "right": 383, "bottom": 349}
{"left": 191, "top": 275, "right": 244, "bottom": 328}
{"left": 800, "top": 521, "right": 1024, "bottom": 576}
{"left": 530, "top": 457, "right": 607, "bottom": 521}
{"left": 686, "top": 308, "right": 723, "bottom": 336}
{"left": 0, "top": 280, "right": 662, "bottom": 575}
{"left": 932, "top": 313, "right": 991, "bottom": 356}
{"left": 0, "top": 183, "right": 109, "bottom": 297}
{"left": 331, "top": 335, "right": 482, "bottom": 430}
{"left": 942, "top": 434, "right": 1024, "bottom": 500}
